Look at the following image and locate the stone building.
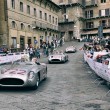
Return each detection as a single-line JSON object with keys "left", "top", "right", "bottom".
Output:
{"left": 0, "top": 0, "right": 60, "bottom": 50}
{"left": 52, "top": 0, "right": 110, "bottom": 41}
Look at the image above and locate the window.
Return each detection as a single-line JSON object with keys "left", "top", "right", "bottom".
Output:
{"left": 55, "top": 18, "right": 58, "bottom": 25}
{"left": 85, "top": 10, "right": 93, "bottom": 18}
{"left": 101, "top": 0, "right": 106, "bottom": 3}
{"left": 49, "top": 15, "right": 51, "bottom": 23}
{"left": 20, "top": 2, "right": 23, "bottom": 12}
{"left": 12, "top": 21, "right": 16, "bottom": 28}
{"left": 21, "top": 23, "right": 25, "bottom": 30}
{"left": 108, "top": 19, "right": 110, "bottom": 26}
{"left": 99, "top": 20, "right": 107, "bottom": 27}
{"left": 34, "top": 8, "right": 36, "bottom": 16}
{"left": 64, "top": 14, "right": 68, "bottom": 21}
{"left": 52, "top": 16, "right": 54, "bottom": 24}
{"left": 99, "top": 9, "right": 105, "bottom": 16}
{"left": 11, "top": 0, "right": 15, "bottom": 9}
{"left": 44, "top": 13, "right": 47, "bottom": 21}
{"left": 86, "top": 22, "right": 94, "bottom": 28}
{"left": 62, "top": 8, "right": 66, "bottom": 14}
{"left": 39, "top": 11, "right": 42, "bottom": 19}
{"left": 27, "top": 5, "right": 30, "bottom": 14}
{"left": 105, "top": 8, "right": 110, "bottom": 16}
{"left": 28, "top": 25, "right": 31, "bottom": 31}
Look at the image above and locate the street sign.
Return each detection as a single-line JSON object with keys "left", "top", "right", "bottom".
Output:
{"left": 98, "top": 26, "right": 103, "bottom": 38}
{"left": 34, "top": 40, "right": 38, "bottom": 44}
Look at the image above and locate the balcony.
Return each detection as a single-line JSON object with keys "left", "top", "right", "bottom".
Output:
{"left": 83, "top": 24, "right": 110, "bottom": 31}
{"left": 85, "top": 0, "right": 98, "bottom": 8}
{"left": 46, "top": 23, "right": 58, "bottom": 32}
{"left": 59, "top": 0, "right": 84, "bottom": 8}
{"left": 68, "top": 0, "right": 83, "bottom": 5}
{"left": 59, "top": 19, "right": 74, "bottom": 24}
{"left": 82, "top": 14, "right": 110, "bottom": 20}
{"left": 32, "top": 21, "right": 47, "bottom": 30}
{"left": 32, "top": 21, "right": 58, "bottom": 32}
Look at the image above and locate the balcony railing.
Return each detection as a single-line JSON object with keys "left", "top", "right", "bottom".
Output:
{"left": 59, "top": 0, "right": 82, "bottom": 6}
{"left": 68, "top": 0, "right": 83, "bottom": 4}
{"left": 32, "top": 21, "right": 58, "bottom": 31}
{"left": 83, "top": 24, "right": 110, "bottom": 30}
{"left": 32, "top": 21, "right": 46, "bottom": 29}
{"left": 46, "top": 23, "right": 58, "bottom": 31}
{"left": 59, "top": 19, "right": 74, "bottom": 23}
{"left": 85, "top": 0, "right": 98, "bottom": 7}
{"left": 85, "top": 14, "right": 110, "bottom": 20}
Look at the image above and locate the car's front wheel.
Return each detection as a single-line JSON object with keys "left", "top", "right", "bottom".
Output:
{"left": 107, "top": 81, "right": 110, "bottom": 89}
{"left": 31, "top": 75, "right": 40, "bottom": 90}
{"left": 44, "top": 67, "right": 47, "bottom": 80}
{"left": 48, "top": 61, "right": 51, "bottom": 64}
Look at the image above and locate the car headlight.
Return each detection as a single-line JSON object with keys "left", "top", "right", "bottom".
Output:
{"left": 28, "top": 71, "right": 35, "bottom": 79}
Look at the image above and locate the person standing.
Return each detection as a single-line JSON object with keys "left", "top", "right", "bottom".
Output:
{"left": 43, "top": 42, "right": 46, "bottom": 55}
{"left": 46, "top": 46, "right": 49, "bottom": 57}
{"left": 50, "top": 41, "right": 54, "bottom": 54}
{"left": 35, "top": 47, "right": 40, "bottom": 58}
{"left": 28, "top": 44, "right": 34, "bottom": 61}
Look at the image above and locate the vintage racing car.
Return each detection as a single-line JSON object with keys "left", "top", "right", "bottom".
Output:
{"left": 48, "top": 50, "right": 68, "bottom": 63}
{"left": 0, "top": 58, "right": 47, "bottom": 90}
{"left": 65, "top": 46, "right": 77, "bottom": 53}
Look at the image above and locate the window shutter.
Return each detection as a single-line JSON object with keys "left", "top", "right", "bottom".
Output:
{"left": 99, "top": 10, "right": 101, "bottom": 17}
{"left": 105, "top": 9, "right": 109, "bottom": 16}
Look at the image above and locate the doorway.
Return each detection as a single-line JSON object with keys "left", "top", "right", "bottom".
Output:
{"left": 20, "top": 36, "right": 25, "bottom": 51}
{"left": 28, "top": 38, "right": 32, "bottom": 47}
{"left": 69, "top": 31, "right": 73, "bottom": 41}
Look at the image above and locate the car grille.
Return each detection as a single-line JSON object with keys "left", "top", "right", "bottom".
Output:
{"left": 0, "top": 78, "right": 24, "bottom": 85}
{"left": 51, "top": 59, "right": 61, "bottom": 62}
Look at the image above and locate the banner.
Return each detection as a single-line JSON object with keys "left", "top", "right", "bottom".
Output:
{"left": 0, "top": 52, "right": 29, "bottom": 64}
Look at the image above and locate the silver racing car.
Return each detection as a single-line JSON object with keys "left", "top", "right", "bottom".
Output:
{"left": 65, "top": 46, "right": 77, "bottom": 53}
{"left": 0, "top": 58, "right": 47, "bottom": 90}
{"left": 48, "top": 50, "right": 68, "bottom": 63}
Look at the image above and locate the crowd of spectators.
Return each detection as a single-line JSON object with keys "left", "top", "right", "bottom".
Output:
{"left": 28, "top": 39, "right": 64, "bottom": 61}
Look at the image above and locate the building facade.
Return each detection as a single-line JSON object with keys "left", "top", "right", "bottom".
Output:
{"left": 53, "top": 0, "right": 110, "bottom": 41}
{"left": 0, "top": 0, "right": 60, "bottom": 50}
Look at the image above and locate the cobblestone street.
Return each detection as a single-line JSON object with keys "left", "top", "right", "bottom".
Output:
{"left": 0, "top": 41, "right": 110, "bottom": 110}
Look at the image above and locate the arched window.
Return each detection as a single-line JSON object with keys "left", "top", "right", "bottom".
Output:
{"left": 12, "top": 21, "right": 16, "bottom": 28}
{"left": 28, "top": 25, "right": 31, "bottom": 31}
{"left": 11, "top": 0, "right": 15, "bottom": 9}
{"left": 21, "top": 23, "right": 25, "bottom": 30}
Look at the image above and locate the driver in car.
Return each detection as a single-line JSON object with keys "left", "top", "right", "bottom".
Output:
{"left": 32, "top": 58, "right": 40, "bottom": 65}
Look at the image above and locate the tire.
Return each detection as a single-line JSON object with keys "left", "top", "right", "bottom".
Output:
{"left": 107, "top": 81, "right": 110, "bottom": 89}
{"left": 31, "top": 75, "right": 39, "bottom": 90}
{"left": 44, "top": 67, "right": 47, "bottom": 80}
{"left": 48, "top": 61, "right": 51, "bottom": 64}
{"left": 66, "top": 56, "right": 68, "bottom": 62}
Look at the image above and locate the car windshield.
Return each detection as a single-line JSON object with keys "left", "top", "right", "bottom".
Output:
{"left": 53, "top": 51, "right": 64, "bottom": 55}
